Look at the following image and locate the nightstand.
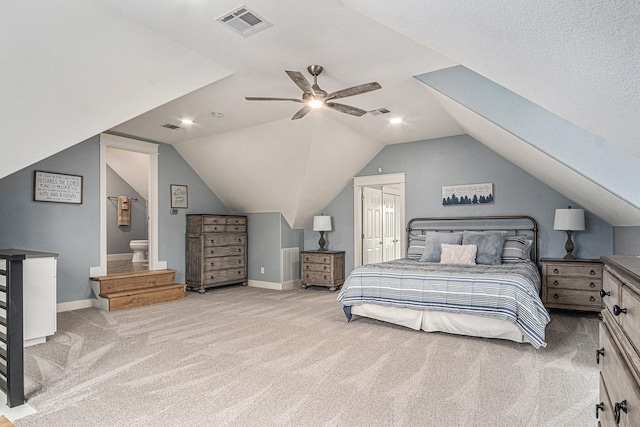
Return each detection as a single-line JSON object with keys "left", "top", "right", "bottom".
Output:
{"left": 541, "top": 258, "right": 603, "bottom": 311}
{"left": 300, "top": 250, "right": 345, "bottom": 292}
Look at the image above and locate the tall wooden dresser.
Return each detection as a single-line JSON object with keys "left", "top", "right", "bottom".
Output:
{"left": 597, "top": 255, "right": 640, "bottom": 426}
{"left": 186, "top": 214, "right": 247, "bottom": 293}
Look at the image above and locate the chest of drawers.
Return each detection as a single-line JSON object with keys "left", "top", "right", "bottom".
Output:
{"left": 541, "top": 258, "right": 603, "bottom": 311}
{"left": 186, "top": 214, "right": 247, "bottom": 293}
{"left": 301, "top": 250, "right": 345, "bottom": 292}
{"left": 597, "top": 256, "right": 640, "bottom": 426}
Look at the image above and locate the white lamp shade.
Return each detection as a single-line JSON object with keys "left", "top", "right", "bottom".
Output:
{"left": 313, "top": 215, "right": 332, "bottom": 232}
{"left": 554, "top": 208, "right": 585, "bottom": 231}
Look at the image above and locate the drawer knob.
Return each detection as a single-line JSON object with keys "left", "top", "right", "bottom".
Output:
{"left": 238, "top": 260, "right": 242, "bottom": 264}
{"left": 590, "top": 270, "right": 596, "bottom": 276}
{"left": 589, "top": 282, "right": 595, "bottom": 288}
{"left": 305, "top": 274, "right": 309, "bottom": 279}
{"left": 210, "top": 262, "right": 215, "bottom": 266}
{"left": 210, "top": 275, "right": 214, "bottom": 279}
{"left": 323, "top": 266, "right": 327, "bottom": 271}
{"left": 305, "top": 265, "right": 310, "bottom": 270}
{"left": 600, "top": 289, "right": 610, "bottom": 298}
{"left": 238, "top": 249, "right": 241, "bottom": 252}
{"left": 323, "top": 275, "right": 327, "bottom": 280}
{"left": 553, "top": 268, "right": 559, "bottom": 274}
{"left": 596, "top": 402, "right": 604, "bottom": 419}
{"left": 211, "top": 240, "right": 215, "bottom": 244}
{"left": 596, "top": 347, "right": 605, "bottom": 364}
{"left": 553, "top": 280, "right": 559, "bottom": 286}
{"left": 613, "top": 305, "right": 627, "bottom": 316}
{"left": 589, "top": 296, "right": 596, "bottom": 302}
{"left": 614, "top": 400, "right": 627, "bottom": 424}
{"left": 323, "top": 258, "right": 327, "bottom": 262}
{"left": 305, "top": 257, "right": 310, "bottom": 261}
{"left": 553, "top": 294, "right": 559, "bottom": 299}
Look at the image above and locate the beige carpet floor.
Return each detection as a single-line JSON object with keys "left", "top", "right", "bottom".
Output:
{"left": 14, "top": 286, "right": 598, "bottom": 427}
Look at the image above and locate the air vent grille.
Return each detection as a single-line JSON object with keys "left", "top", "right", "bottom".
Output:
{"left": 217, "top": 5, "right": 272, "bottom": 37}
{"left": 369, "top": 108, "right": 391, "bottom": 116}
{"left": 161, "top": 123, "right": 183, "bottom": 130}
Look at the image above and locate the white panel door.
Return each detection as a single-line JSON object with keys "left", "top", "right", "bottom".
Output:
{"left": 383, "top": 192, "right": 397, "bottom": 261}
{"left": 362, "top": 187, "right": 382, "bottom": 264}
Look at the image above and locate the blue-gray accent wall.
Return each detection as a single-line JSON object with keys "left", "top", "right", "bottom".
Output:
{"left": 0, "top": 135, "right": 229, "bottom": 303}
{"left": 106, "top": 166, "right": 147, "bottom": 254}
{"left": 304, "top": 135, "right": 614, "bottom": 276}
{"left": 613, "top": 227, "right": 640, "bottom": 255}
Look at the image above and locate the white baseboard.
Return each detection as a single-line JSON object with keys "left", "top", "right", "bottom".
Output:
{"left": 107, "top": 253, "right": 132, "bottom": 261}
{"left": 282, "top": 279, "right": 301, "bottom": 290}
{"left": 248, "top": 280, "right": 300, "bottom": 291}
{"left": 56, "top": 299, "right": 95, "bottom": 313}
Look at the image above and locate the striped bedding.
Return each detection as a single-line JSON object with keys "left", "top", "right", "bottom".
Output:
{"left": 337, "top": 259, "right": 550, "bottom": 348}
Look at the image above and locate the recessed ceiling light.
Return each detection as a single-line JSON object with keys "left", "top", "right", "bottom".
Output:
{"left": 180, "top": 119, "right": 194, "bottom": 126}
{"left": 390, "top": 117, "right": 403, "bottom": 124}
{"left": 210, "top": 112, "right": 225, "bottom": 119}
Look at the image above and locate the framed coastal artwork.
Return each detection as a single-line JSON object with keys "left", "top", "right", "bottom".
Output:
{"left": 442, "top": 182, "right": 493, "bottom": 206}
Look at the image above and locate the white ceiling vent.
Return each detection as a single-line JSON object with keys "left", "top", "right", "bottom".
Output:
{"left": 369, "top": 108, "right": 391, "bottom": 116}
{"left": 161, "top": 123, "right": 183, "bottom": 130}
{"left": 217, "top": 5, "right": 272, "bottom": 37}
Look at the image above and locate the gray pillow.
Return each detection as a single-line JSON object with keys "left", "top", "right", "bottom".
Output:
{"left": 407, "top": 234, "right": 427, "bottom": 260}
{"left": 420, "top": 232, "right": 463, "bottom": 262}
{"left": 462, "top": 231, "right": 508, "bottom": 265}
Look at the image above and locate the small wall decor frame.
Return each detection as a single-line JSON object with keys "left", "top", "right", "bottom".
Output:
{"left": 442, "top": 182, "right": 493, "bottom": 206}
{"left": 33, "top": 170, "right": 83, "bottom": 204}
{"left": 170, "top": 184, "right": 188, "bottom": 208}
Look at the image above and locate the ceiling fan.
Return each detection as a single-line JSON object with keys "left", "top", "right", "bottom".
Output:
{"left": 245, "top": 65, "right": 381, "bottom": 120}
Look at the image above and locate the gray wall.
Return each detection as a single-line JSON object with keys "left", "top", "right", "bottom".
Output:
{"left": 0, "top": 136, "right": 229, "bottom": 303}
{"left": 613, "top": 226, "right": 640, "bottom": 255}
{"left": 304, "top": 135, "right": 614, "bottom": 276}
{"left": 0, "top": 136, "right": 101, "bottom": 303}
{"left": 244, "top": 212, "right": 282, "bottom": 283}
{"left": 106, "top": 166, "right": 147, "bottom": 254}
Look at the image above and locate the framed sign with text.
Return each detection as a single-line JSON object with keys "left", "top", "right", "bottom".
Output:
{"left": 170, "top": 184, "right": 188, "bottom": 208}
{"left": 34, "top": 170, "right": 83, "bottom": 204}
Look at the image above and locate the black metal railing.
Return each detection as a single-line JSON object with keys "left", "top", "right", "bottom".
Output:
{"left": 0, "top": 251, "right": 24, "bottom": 408}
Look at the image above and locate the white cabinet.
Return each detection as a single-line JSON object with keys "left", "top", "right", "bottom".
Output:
{"left": 23, "top": 254, "right": 57, "bottom": 346}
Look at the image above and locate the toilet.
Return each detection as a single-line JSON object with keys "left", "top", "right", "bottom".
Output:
{"left": 129, "top": 239, "right": 148, "bottom": 263}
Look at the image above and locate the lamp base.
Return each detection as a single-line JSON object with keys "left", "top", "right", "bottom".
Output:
{"left": 317, "top": 231, "right": 327, "bottom": 251}
{"left": 563, "top": 230, "right": 576, "bottom": 259}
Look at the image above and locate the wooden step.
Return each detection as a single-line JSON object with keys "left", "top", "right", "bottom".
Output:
{"left": 101, "top": 284, "right": 186, "bottom": 311}
{"left": 91, "top": 269, "right": 177, "bottom": 294}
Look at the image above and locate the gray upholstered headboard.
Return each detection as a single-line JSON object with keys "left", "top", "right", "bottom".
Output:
{"left": 406, "top": 215, "right": 539, "bottom": 265}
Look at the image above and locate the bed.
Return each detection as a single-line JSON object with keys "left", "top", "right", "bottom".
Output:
{"left": 337, "top": 216, "right": 550, "bottom": 348}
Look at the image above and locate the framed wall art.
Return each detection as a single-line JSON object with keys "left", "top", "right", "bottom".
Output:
{"left": 442, "top": 182, "right": 493, "bottom": 206}
{"left": 33, "top": 170, "right": 83, "bottom": 204}
{"left": 170, "top": 184, "right": 188, "bottom": 208}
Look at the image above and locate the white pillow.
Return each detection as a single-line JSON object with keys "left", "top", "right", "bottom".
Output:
{"left": 440, "top": 243, "right": 477, "bottom": 265}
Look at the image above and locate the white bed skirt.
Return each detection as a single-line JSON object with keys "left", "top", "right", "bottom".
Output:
{"left": 351, "top": 304, "right": 529, "bottom": 344}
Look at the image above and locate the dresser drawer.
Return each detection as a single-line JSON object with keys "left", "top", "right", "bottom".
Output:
{"left": 303, "top": 262, "right": 332, "bottom": 273}
{"left": 203, "top": 224, "right": 226, "bottom": 233}
{"left": 302, "top": 253, "right": 332, "bottom": 264}
{"left": 203, "top": 268, "right": 246, "bottom": 285}
{"left": 547, "top": 288, "right": 601, "bottom": 309}
{"left": 620, "top": 286, "right": 640, "bottom": 351}
{"left": 204, "top": 245, "right": 245, "bottom": 258}
{"left": 546, "top": 276, "right": 601, "bottom": 291}
{"left": 204, "top": 256, "right": 245, "bottom": 271}
{"left": 226, "top": 217, "right": 246, "bottom": 225}
{"left": 599, "top": 374, "right": 617, "bottom": 427}
{"left": 546, "top": 263, "right": 602, "bottom": 278}
{"left": 600, "top": 322, "right": 640, "bottom": 426}
{"left": 203, "top": 215, "right": 228, "bottom": 225}
{"left": 226, "top": 224, "right": 246, "bottom": 233}
{"left": 603, "top": 268, "right": 622, "bottom": 316}
{"left": 204, "top": 233, "right": 247, "bottom": 247}
{"left": 303, "top": 271, "right": 333, "bottom": 285}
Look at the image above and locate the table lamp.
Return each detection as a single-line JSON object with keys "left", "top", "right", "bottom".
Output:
{"left": 553, "top": 206, "right": 585, "bottom": 259}
{"left": 313, "top": 215, "right": 332, "bottom": 251}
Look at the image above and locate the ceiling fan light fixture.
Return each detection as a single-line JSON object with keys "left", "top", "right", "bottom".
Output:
{"left": 390, "top": 117, "right": 403, "bottom": 124}
{"left": 308, "top": 99, "right": 323, "bottom": 109}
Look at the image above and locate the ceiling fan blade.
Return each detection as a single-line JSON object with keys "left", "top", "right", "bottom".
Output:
{"left": 285, "top": 70, "right": 315, "bottom": 96}
{"left": 325, "top": 102, "right": 367, "bottom": 117}
{"left": 245, "top": 97, "right": 304, "bottom": 103}
{"left": 325, "top": 82, "right": 381, "bottom": 101}
{"left": 291, "top": 105, "right": 312, "bottom": 120}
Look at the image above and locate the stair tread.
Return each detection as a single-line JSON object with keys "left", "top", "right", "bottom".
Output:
{"left": 101, "top": 283, "right": 185, "bottom": 299}
{"left": 91, "top": 269, "right": 177, "bottom": 282}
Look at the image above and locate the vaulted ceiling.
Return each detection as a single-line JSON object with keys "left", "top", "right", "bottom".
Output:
{"left": 3, "top": 1, "right": 639, "bottom": 228}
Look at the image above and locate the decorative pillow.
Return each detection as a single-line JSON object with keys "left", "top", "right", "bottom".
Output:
{"left": 440, "top": 243, "right": 477, "bottom": 265}
{"left": 501, "top": 235, "right": 529, "bottom": 263}
{"left": 462, "top": 230, "right": 508, "bottom": 265}
{"left": 407, "top": 234, "right": 427, "bottom": 260}
{"left": 524, "top": 239, "right": 534, "bottom": 260}
{"left": 419, "top": 231, "right": 463, "bottom": 262}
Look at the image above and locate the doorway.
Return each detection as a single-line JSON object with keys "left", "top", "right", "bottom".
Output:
{"left": 89, "top": 134, "right": 164, "bottom": 278}
{"left": 354, "top": 173, "right": 405, "bottom": 268}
